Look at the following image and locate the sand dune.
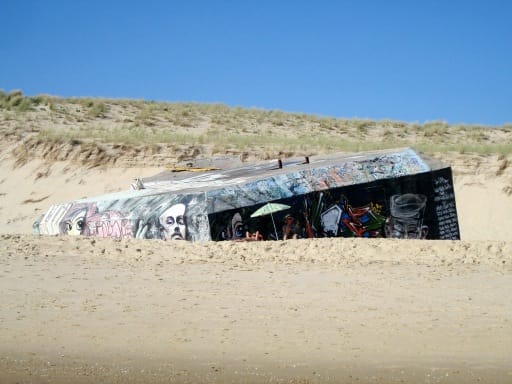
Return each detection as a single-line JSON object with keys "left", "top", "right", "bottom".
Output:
{"left": 1, "top": 233, "right": 511, "bottom": 383}
{"left": 1, "top": 114, "right": 512, "bottom": 382}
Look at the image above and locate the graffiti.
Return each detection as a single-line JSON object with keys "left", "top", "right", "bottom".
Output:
{"left": 384, "top": 194, "right": 428, "bottom": 239}
{"left": 209, "top": 192, "right": 387, "bottom": 241}
{"left": 42, "top": 202, "right": 134, "bottom": 239}
{"left": 36, "top": 149, "right": 459, "bottom": 242}
{"left": 38, "top": 193, "right": 210, "bottom": 241}
{"left": 60, "top": 203, "right": 88, "bottom": 236}
{"left": 85, "top": 204, "right": 133, "bottom": 239}
{"left": 88, "top": 193, "right": 210, "bottom": 241}
{"left": 318, "top": 195, "right": 386, "bottom": 238}
{"left": 211, "top": 209, "right": 252, "bottom": 241}
{"left": 37, "top": 203, "right": 70, "bottom": 235}
{"left": 205, "top": 149, "right": 430, "bottom": 215}
{"left": 306, "top": 149, "right": 429, "bottom": 191}
{"left": 158, "top": 203, "right": 187, "bottom": 240}
{"left": 132, "top": 202, "right": 189, "bottom": 240}
{"left": 224, "top": 212, "right": 245, "bottom": 240}
{"left": 433, "top": 173, "right": 460, "bottom": 239}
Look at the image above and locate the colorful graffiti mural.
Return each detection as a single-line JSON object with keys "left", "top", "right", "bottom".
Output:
{"left": 38, "top": 192, "right": 211, "bottom": 241}
{"left": 209, "top": 194, "right": 385, "bottom": 241}
{"left": 36, "top": 148, "right": 460, "bottom": 241}
{"left": 208, "top": 168, "right": 459, "bottom": 241}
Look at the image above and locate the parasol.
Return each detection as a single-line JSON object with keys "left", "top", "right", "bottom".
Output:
{"left": 250, "top": 202, "right": 291, "bottom": 240}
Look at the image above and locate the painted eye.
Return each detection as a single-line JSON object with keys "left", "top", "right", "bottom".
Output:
{"left": 166, "top": 216, "right": 175, "bottom": 225}
{"left": 76, "top": 219, "right": 84, "bottom": 231}
{"left": 65, "top": 222, "right": 72, "bottom": 231}
{"left": 177, "top": 216, "right": 185, "bottom": 226}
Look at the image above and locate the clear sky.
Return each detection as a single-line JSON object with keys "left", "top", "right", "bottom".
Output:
{"left": 1, "top": 1, "right": 511, "bottom": 126}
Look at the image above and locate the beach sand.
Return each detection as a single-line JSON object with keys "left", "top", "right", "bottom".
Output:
{"left": 1, "top": 140, "right": 512, "bottom": 382}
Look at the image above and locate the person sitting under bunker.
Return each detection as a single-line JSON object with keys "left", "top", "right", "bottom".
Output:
{"left": 282, "top": 214, "right": 302, "bottom": 240}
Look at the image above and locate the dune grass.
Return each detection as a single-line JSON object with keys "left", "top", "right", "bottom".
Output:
{"left": 3, "top": 90, "right": 512, "bottom": 157}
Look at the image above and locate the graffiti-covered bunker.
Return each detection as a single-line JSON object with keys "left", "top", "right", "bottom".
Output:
{"left": 37, "top": 148, "right": 460, "bottom": 241}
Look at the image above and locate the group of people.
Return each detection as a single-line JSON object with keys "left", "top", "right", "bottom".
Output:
{"left": 243, "top": 213, "right": 303, "bottom": 241}
{"left": 223, "top": 210, "right": 304, "bottom": 242}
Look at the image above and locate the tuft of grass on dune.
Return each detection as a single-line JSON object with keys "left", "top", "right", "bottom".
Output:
{"left": 0, "top": 89, "right": 33, "bottom": 112}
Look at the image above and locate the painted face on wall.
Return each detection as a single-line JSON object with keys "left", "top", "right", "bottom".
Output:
{"left": 231, "top": 212, "right": 244, "bottom": 239}
{"left": 63, "top": 209, "right": 87, "bottom": 236}
{"left": 159, "top": 203, "right": 187, "bottom": 240}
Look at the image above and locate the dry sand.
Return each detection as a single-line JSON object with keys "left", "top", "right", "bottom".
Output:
{"left": 1, "top": 141, "right": 512, "bottom": 382}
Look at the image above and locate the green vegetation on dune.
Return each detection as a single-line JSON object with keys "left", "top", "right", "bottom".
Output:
{"left": 2, "top": 90, "right": 512, "bottom": 157}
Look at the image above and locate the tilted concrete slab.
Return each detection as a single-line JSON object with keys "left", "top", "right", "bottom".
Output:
{"left": 36, "top": 148, "right": 460, "bottom": 241}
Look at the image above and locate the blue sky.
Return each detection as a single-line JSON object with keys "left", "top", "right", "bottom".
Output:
{"left": 1, "top": 1, "right": 511, "bottom": 126}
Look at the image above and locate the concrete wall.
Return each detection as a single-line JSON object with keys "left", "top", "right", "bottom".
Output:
{"left": 36, "top": 149, "right": 459, "bottom": 241}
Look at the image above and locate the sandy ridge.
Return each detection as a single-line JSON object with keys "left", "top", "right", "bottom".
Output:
{"left": 2, "top": 234, "right": 512, "bottom": 270}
